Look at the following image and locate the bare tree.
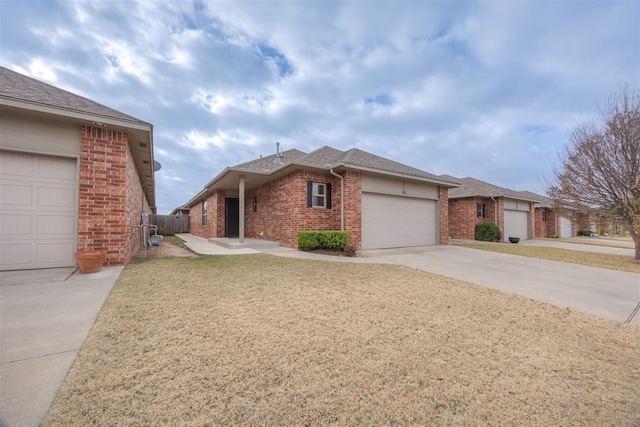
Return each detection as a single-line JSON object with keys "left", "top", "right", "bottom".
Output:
{"left": 548, "top": 86, "right": 640, "bottom": 260}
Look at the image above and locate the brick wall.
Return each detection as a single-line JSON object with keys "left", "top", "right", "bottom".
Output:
{"left": 78, "top": 126, "right": 128, "bottom": 266}
{"left": 244, "top": 170, "right": 346, "bottom": 249}
{"left": 438, "top": 187, "right": 450, "bottom": 245}
{"left": 448, "top": 197, "right": 501, "bottom": 240}
{"left": 342, "top": 170, "right": 362, "bottom": 249}
{"left": 533, "top": 207, "right": 558, "bottom": 238}
{"left": 189, "top": 190, "right": 224, "bottom": 239}
{"left": 124, "top": 142, "right": 150, "bottom": 262}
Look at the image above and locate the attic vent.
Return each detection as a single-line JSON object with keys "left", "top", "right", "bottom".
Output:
{"left": 273, "top": 142, "right": 283, "bottom": 165}
{"left": 139, "top": 142, "right": 148, "bottom": 148}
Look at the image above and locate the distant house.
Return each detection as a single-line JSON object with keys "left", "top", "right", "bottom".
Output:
{"left": 0, "top": 66, "right": 156, "bottom": 270}
{"left": 518, "top": 191, "right": 575, "bottom": 238}
{"left": 446, "top": 177, "right": 542, "bottom": 242}
{"left": 179, "top": 146, "right": 459, "bottom": 250}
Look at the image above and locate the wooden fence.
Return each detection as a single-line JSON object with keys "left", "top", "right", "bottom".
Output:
{"left": 149, "top": 215, "right": 190, "bottom": 236}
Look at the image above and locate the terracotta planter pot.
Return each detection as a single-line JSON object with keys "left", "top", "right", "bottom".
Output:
{"left": 74, "top": 250, "right": 105, "bottom": 274}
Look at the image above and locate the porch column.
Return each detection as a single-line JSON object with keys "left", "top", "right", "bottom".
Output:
{"left": 239, "top": 175, "right": 245, "bottom": 243}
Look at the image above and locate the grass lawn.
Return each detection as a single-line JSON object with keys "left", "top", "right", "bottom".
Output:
{"left": 43, "top": 255, "right": 640, "bottom": 426}
{"left": 453, "top": 241, "right": 640, "bottom": 273}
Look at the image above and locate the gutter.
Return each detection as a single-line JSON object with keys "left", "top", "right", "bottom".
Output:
{"left": 329, "top": 168, "right": 344, "bottom": 231}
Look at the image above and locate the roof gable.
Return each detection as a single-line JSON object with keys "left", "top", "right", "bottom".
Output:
{"left": 449, "top": 177, "right": 543, "bottom": 202}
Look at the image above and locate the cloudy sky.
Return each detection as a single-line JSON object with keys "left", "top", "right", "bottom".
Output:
{"left": 1, "top": 0, "right": 638, "bottom": 213}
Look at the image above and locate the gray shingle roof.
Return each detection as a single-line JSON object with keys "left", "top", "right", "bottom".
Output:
{"left": 449, "top": 177, "right": 543, "bottom": 202}
{"left": 0, "top": 66, "right": 147, "bottom": 124}
{"left": 228, "top": 145, "right": 459, "bottom": 185}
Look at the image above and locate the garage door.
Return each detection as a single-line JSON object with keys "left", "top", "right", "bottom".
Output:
{"left": 0, "top": 151, "right": 77, "bottom": 270}
{"left": 361, "top": 192, "right": 437, "bottom": 250}
{"left": 504, "top": 210, "right": 529, "bottom": 241}
{"left": 560, "top": 216, "right": 572, "bottom": 238}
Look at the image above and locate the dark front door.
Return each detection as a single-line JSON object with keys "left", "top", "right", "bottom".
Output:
{"left": 225, "top": 198, "right": 239, "bottom": 237}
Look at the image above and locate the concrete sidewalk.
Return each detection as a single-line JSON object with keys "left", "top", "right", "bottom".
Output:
{"left": 0, "top": 266, "right": 122, "bottom": 427}
{"left": 519, "top": 238, "right": 635, "bottom": 257}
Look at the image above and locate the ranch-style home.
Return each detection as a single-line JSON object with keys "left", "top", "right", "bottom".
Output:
{"left": 0, "top": 66, "right": 156, "bottom": 270}
{"left": 518, "top": 191, "right": 575, "bottom": 238}
{"left": 181, "top": 145, "right": 460, "bottom": 250}
{"left": 446, "top": 176, "right": 544, "bottom": 242}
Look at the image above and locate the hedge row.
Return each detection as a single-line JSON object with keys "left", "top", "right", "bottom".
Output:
{"left": 297, "top": 231, "right": 349, "bottom": 251}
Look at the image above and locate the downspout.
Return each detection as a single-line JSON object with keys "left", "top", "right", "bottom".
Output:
{"left": 329, "top": 168, "right": 344, "bottom": 231}
{"left": 490, "top": 195, "right": 497, "bottom": 224}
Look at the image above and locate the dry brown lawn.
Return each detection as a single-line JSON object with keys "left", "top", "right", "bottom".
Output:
{"left": 453, "top": 241, "right": 640, "bottom": 273}
{"left": 43, "top": 255, "right": 640, "bottom": 426}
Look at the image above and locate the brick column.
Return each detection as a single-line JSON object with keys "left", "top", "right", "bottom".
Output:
{"left": 78, "top": 126, "right": 128, "bottom": 265}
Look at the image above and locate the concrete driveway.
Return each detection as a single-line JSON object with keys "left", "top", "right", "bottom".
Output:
{"left": 0, "top": 267, "right": 121, "bottom": 427}
{"left": 359, "top": 245, "right": 640, "bottom": 326}
{"left": 519, "top": 238, "right": 636, "bottom": 257}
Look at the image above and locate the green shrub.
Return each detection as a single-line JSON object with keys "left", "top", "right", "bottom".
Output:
{"left": 297, "top": 231, "right": 322, "bottom": 250}
{"left": 475, "top": 222, "right": 501, "bottom": 242}
{"left": 550, "top": 233, "right": 560, "bottom": 239}
{"left": 297, "top": 231, "right": 349, "bottom": 251}
{"left": 578, "top": 230, "right": 593, "bottom": 236}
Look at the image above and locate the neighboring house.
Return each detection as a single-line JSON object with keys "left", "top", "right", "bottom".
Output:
{"left": 179, "top": 145, "right": 460, "bottom": 250}
{"left": 0, "top": 66, "right": 156, "bottom": 270}
{"left": 446, "top": 177, "right": 542, "bottom": 242}
{"left": 518, "top": 191, "right": 575, "bottom": 238}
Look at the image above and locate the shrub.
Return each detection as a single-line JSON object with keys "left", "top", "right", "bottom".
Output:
{"left": 344, "top": 245, "right": 357, "bottom": 257}
{"left": 550, "top": 233, "right": 560, "bottom": 239}
{"left": 297, "top": 231, "right": 349, "bottom": 251}
{"left": 297, "top": 231, "right": 322, "bottom": 250}
{"left": 475, "top": 222, "right": 501, "bottom": 242}
{"left": 578, "top": 230, "right": 594, "bottom": 236}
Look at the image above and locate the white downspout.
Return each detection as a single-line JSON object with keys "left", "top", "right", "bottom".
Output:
{"left": 329, "top": 168, "right": 344, "bottom": 231}
{"left": 490, "top": 195, "right": 497, "bottom": 224}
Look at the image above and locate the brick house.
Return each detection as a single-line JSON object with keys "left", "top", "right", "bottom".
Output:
{"left": 0, "top": 66, "right": 156, "bottom": 270}
{"left": 446, "top": 177, "right": 542, "bottom": 242}
{"left": 180, "top": 146, "right": 459, "bottom": 250}
{"left": 518, "top": 191, "right": 575, "bottom": 238}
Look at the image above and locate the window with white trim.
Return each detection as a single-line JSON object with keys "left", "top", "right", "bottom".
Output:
{"left": 202, "top": 200, "right": 208, "bottom": 226}
{"left": 312, "top": 183, "right": 326, "bottom": 208}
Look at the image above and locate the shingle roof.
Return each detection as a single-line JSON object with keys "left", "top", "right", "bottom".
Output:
{"left": 233, "top": 149, "right": 307, "bottom": 173}
{"left": 228, "top": 145, "right": 459, "bottom": 186}
{"left": 449, "top": 177, "right": 543, "bottom": 202}
{"left": 0, "top": 66, "right": 147, "bottom": 124}
{"left": 519, "top": 190, "right": 553, "bottom": 207}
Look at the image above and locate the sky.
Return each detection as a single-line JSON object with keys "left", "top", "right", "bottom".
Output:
{"left": 1, "top": 0, "right": 638, "bottom": 214}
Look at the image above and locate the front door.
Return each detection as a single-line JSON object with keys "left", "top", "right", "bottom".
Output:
{"left": 225, "top": 198, "right": 239, "bottom": 237}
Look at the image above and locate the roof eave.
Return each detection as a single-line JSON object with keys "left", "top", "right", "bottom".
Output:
{"left": 339, "top": 163, "right": 460, "bottom": 188}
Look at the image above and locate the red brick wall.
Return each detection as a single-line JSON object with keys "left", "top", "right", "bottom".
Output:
{"left": 124, "top": 142, "right": 150, "bottom": 262}
{"left": 189, "top": 190, "right": 224, "bottom": 239}
{"left": 78, "top": 126, "right": 128, "bottom": 266}
{"left": 340, "top": 170, "right": 362, "bottom": 249}
{"left": 533, "top": 208, "right": 558, "bottom": 238}
{"left": 448, "top": 197, "right": 501, "bottom": 240}
{"left": 244, "top": 170, "right": 346, "bottom": 249}
{"left": 438, "top": 187, "right": 450, "bottom": 245}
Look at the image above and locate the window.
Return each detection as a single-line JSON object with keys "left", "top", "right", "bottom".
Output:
{"left": 252, "top": 195, "right": 258, "bottom": 213}
{"left": 542, "top": 210, "right": 547, "bottom": 222}
{"left": 306, "top": 181, "right": 332, "bottom": 209}
{"left": 312, "top": 183, "right": 325, "bottom": 207}
{"left": 202, "top": 200, "right": 208, "bottom": 226}
{"left": 476, "top": 203, "right": 486, "bottom": 219}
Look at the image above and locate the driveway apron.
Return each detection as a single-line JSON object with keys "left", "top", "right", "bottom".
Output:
{"left": 361, "top": 245, "right": 640, "bottom": 326}
{"left": 0, "top": 266, "right": 121, "bottom": 427}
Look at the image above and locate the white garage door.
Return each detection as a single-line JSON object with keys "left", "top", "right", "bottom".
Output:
{"left": 361, "top": 192, "right": 437, "bottom": 250}
{"left": 504, "top": 210, "right": 529, "bottom": 241}
{"left": 560, "top": 216, "right": 572, "bottom": 238}
{"left": 0, "top": 151, "right": 77, "bottom": 270}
